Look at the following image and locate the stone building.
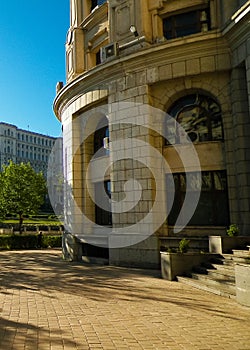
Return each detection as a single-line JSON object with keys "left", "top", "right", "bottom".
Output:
{"left": 0, "top": 122, "right": 63, "bottom": 212}
{"left": 54, "top": 0, "right": 250, "bottom": 267}
{"left": 0, "top": 122, "right": 58, "bottom": 175}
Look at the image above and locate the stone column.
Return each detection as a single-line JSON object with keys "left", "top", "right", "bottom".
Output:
{"left": 108, "top": 81, "right": 165, "bottom": 268}
{"left": 61, "top": 109, "right": 83, "bottom": 260}
{"left": 230, "top": 64, "right": 250, "bottom": 233}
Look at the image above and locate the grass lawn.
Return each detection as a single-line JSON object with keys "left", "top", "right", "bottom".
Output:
{"left": 2, "top": 218, "right": 63, "bottom": 226}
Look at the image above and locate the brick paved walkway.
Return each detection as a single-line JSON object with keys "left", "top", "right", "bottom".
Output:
{"left": 0, "top": 250, "right": 249, "bottom": 350}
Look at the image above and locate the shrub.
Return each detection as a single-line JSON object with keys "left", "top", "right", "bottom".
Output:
{"left": 0, "top": 234, "right": 38, "bottom": 249}
{"left": 50, "top": 225, "right": 60, "bottom": 231}
{"left": 41, "top": 235, "right": 62, "bottom": 248}
{"left": 0, "top": 234, "right": 62, "bottom": 250}
{"left": 0, "top": 236, "right": 11, "bottom": 250}
{"left": 37, "top": 225, "right": 49, "bottom": 231}
{"left": 26, "top": 225, "right": 38, "bottom": 232}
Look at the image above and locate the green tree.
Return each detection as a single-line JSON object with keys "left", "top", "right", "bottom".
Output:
{"left": 0, "top": 161, "right": 47, "bottom": 233}
{"left": 0, "top": 174, "right": 7, "bottom": 220}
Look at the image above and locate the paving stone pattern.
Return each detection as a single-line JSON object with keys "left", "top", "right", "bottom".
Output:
{"left": 0, "top": 250, "right": 250, "bottom": 350}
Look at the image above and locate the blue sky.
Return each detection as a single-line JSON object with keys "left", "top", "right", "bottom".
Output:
{"left": 0, "top": 1, "right": 69, "bottom": 137}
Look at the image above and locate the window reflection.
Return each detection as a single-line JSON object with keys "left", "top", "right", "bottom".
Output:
{"left": 163, "top": 8, "right": 210, "bottom": 40}
{"left": 166, "top": 171, "right": 229, "bottom": 226}
{"left": 166, "top": 94, "right": 223, "bottom": 144}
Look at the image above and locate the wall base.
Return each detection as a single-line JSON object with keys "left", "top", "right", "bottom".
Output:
{"left": 62, "top": 232, "right": 82, "bottom": 261}
{"left": 109, "top": 235, "right": 160, "bottom": 269}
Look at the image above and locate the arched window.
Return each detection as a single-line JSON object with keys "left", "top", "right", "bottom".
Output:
{"left": 94, "top": 116, "right": 109, "bottom": 157}
{"left": 166, "top": 94, "right": 223, "bottom": 144}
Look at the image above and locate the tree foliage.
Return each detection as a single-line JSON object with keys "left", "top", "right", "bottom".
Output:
{"left": 0, "top": 161, "right": 47, "bottom": 233}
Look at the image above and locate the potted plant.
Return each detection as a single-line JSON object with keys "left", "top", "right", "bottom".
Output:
{"left": 161, "top": 238, "right": 210, "bottom": 281}
{"left": 209, "top": 224, "right": 250, "bottom": 254}
{"left": 227, "top": 224, "right": 239, "bottom": 237}
{"left": 178, "top": 238, "right": 190, "bottom": 253}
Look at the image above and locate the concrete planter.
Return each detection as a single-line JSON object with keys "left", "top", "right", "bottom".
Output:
{"left": 160, "top": 251, "right": 211, "bottom": 281}
{"left": 209, "top": 236, "right": 250, "bottom": 254}
{"left": 235, "top": 263, "right": 250, "bottom": 307}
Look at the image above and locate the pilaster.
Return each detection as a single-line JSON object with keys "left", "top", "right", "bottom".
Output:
{"left": 229, "top": 65, "right": 250, "bottom": 233}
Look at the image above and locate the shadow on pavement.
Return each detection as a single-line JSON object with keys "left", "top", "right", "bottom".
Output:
{"left": 0, "top": 250, "right": 248, "bottom": 321}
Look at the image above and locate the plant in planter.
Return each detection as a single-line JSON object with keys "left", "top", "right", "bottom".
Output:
{"left": 227, "top": 224, "right": 239, "bottom": 237}
{"left": 161, "top": 238, "right": 209, "bottom": 280}
{"left": 209, "top": 224, "right": 250, "bottom": 254}
{"left": 178, "top": 238, "right": 190, "bottom": 253}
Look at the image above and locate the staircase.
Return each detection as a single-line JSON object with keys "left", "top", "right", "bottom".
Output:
{"left": 232, "top": 246, "right": 250, "bottom": 264}
{"left": 178, "top": 246, "right": 250, "bottom": 298}
{"left": 177, "top": 254, "right": 236, "bottom": 298}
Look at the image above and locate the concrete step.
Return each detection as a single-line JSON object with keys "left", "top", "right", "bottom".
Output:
{"left": 232, "top": 250, "right": 250, "bottom": 264}
{"left": 177, "top": 253, "right": 236, "bottom": 298}
{"left": 208, "top": 254, "right": 234, "bottom": 266}
{"left": 205, "top": 269, "right": 235, "bottom": 282}
{"left": 233, "top": 256, "right": 250, "bottom": 264}
{"left": 177, "top": 276, "right": 236, "bottom": 299}
{"left": 190, "top": 272, "right": 235, "bottom": 290}
{"left": 233, "top": 249, "right": 250, "bottom": 257}
{"left": 192, "top": 265, "right": 210, "bottom": 274}
{"left": 211, "top": 263, "right": 235, "bottom": 275}
{"left": 193, "top": 263, "right": 234, "bottom": 277}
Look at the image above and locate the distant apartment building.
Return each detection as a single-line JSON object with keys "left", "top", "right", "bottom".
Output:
{"left": 0, "top": 122, "right": 60, "bottom": 176}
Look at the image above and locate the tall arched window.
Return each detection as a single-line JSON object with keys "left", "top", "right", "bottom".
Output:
{"left": 94, "top": 116, "right": 109, "bottom": 157}
{"left": 166, "top": 94, "right": 223, "bottom": 144}
{"left": 93, "top": 116, "right": 111, "bottom": 226}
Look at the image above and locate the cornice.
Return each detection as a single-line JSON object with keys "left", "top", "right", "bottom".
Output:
{"left": 222, "top": 13, "right": 250, "bottom": 51}
{"left": 121, "top": 31, "right": 228, "bottom": 69}
{"left": 53, "top": 31, "right": 229, "bottom": 120}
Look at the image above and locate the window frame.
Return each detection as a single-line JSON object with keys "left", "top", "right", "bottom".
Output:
{"left": 163, "top": 7, "right": 211, "bottom": 40}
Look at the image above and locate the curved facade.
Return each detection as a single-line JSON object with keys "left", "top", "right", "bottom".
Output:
{"left": 54, "top": 0, "right": 250, "bottom": 267}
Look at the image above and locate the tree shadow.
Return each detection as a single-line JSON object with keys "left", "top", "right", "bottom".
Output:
{"left": 0, "top": 315, "right": 81, "bottom": 350}
{"left": 0, "top": 250, "right": 249, "bottom": 325}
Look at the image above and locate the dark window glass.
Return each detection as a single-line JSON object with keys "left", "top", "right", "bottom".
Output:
{"left": 166, "top": 171, "right": 230, "bottom": 226}
{"left": 163, "top": 8, "right": 210, "bottom": 40}
{"left": 95, "top": 181, "right": 112, "bottom": 226}
{"left": 166, "top": 94, "right": 223, "bottom": 144}
{"left": 91, "top": 0, "right": 106, "bottom": 11}
{"left": 96, "top": 50, "right": 101, "bottom": 65}
{"left": 91, "top": 0, "right": 97, "bottom": 10}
